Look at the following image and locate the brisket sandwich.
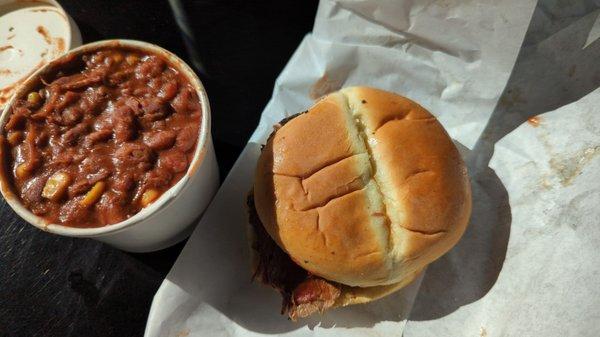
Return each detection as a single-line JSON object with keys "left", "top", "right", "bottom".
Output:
{"left": 248, "top": 86, "right": 471, "bottom": 320}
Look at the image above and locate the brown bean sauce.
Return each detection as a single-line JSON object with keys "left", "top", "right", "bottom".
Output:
{"left": 1, "top": 47, "right": 202, "bottom": 227}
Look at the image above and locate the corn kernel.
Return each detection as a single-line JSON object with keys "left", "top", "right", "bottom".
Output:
{"left": 42, "top": 172, "right": 71, "bottom": 201}
{"left": 112, "top": 52, "right": 124, "bottom": 63}
{"left": 15, "top": 163, "right": 29, "bottom": 180}
{"left": 140, "top": 188, "right": 160, "bottom": 207}
{"left": 80, "top": 181, "right": 106, "bottom": 207}
{"left": 125, "top": 54, "right": 139, "bottom": 65}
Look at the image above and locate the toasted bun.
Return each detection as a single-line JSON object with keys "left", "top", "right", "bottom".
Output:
{"left": 254, "top": 86, "right": 471, "bottom": 288}
{"left": 333, "top": 267, "right": 422, "bottom": 307}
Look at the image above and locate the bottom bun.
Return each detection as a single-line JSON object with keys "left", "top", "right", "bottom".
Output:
{"left": 333, "top": 268, "right": 422, "bottom": 308}
{"left": 248, "top": 234, "right": 422, "bottom": 307}
{"left": 246, "top": 192, "right": 422, "bottom": 318}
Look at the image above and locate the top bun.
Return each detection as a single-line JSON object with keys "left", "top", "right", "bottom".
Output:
{"left": 253, "top": 87, "right": 471, "bottom": 287}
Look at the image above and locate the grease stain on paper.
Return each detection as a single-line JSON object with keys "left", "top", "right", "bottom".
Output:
{"left": 309, "top": 73, "right": 343, "bottom": 100}
{"left": 549, "top": 146, "right": 600, "bottom": 186}
{"left": 176, "top": 329, "right": 190, "bottom": 337}
{"left": 535, "top": 126, "right": 600, "bottom": 187}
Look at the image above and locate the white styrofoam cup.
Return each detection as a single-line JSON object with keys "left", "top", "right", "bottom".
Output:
{"left": 0, "top": 40, "right": 219, "bottom": 252}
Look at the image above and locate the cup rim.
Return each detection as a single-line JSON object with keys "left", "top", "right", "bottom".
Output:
{"left": 0, "top": 39, "right": 212, "bottom": 237}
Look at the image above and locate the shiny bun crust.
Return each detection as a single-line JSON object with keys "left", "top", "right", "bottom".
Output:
{"left": 253, "top": 87, "right": 471, "bottom": 288}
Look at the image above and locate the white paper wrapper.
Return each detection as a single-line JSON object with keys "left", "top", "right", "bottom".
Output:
{"left": 483, "top": 88, "right": 600, "bottom": 337}
{"left": 251, "top": 0, "right": 536, "bottom": 149}
{"left": 405, "top": 92, "right": 600, "bottom": 337}
{"left": 145, "top": 0, "right": 600, "bottom": 336}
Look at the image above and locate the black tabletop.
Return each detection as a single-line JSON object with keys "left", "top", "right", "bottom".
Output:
{"left": 0, "top": 1, "right": 318, "bottom": 336}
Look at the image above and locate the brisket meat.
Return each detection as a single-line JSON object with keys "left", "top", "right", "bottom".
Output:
{"left": 247, "top": 194, "right": 341, "bottom": 320}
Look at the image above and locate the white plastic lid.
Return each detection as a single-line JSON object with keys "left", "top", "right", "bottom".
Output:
{"left": 0, "top": 0, "right": 80, "bottom": 107}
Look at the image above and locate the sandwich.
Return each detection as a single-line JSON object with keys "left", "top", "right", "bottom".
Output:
{"left": 247, "top": 86, "right": 471, "bottom": 319}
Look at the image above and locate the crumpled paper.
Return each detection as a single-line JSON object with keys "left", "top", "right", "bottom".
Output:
{"left": 145, "top": 0, "right": 600, "bottom": 336}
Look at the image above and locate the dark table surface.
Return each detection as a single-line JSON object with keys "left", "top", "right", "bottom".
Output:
{"left": 0, "top": 1, "right": 318, "bottom": 336}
